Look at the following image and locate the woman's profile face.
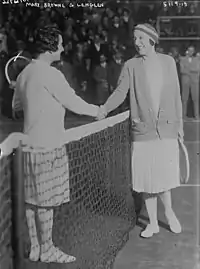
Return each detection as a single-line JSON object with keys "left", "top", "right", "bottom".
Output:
{"left": 52, "top": 35, "right": 64, "bottom": 62}
{"left": 133, "top": 30, "right": 152, "bottom": 56}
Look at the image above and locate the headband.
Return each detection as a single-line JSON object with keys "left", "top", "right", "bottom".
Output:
{"left": 134, "top": 23, "right": 159, "bottom": 44}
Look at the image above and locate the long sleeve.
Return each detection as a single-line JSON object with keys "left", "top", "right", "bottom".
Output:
{"left": 104, "top": 62, "right": 130, "bottom": 114}
{"left": 46, "top": 69, "right": 99, "bottom": 117}
{"left": 171, "top": 58, "right": 184, "bottom": 139}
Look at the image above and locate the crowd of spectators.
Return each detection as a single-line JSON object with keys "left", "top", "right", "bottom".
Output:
{"left": 0, "top": 3, "right": 137, "bottom": 117}
{"left": 0, "top": 1, "right": 199, "bottom": 118}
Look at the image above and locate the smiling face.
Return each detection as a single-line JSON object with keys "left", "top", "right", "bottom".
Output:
{"left": 133, "top": 29, "right": 154, "bottom": 56}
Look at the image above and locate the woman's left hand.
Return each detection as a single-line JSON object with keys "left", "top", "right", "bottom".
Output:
{"left": 9, "top": 80, "right": 16, "bottom": 89}
{"left": 96, "top": 105, "right": 107, "bottom": 121}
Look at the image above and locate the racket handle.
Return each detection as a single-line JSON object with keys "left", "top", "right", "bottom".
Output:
{"left": 178, "top": 138, "right": 190, "bottom": 184}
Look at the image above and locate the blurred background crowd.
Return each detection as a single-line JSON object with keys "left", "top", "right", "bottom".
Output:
{"left": 0, "top": 0, "right": 200, "bottom": 119}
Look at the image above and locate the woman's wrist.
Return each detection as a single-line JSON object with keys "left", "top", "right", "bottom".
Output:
{"left": 100, "top": 105, "right": 107, "bottom": 117}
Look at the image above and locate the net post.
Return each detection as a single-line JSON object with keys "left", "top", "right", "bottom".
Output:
{"left": 11, "top": 140, "right": 24, "bottom": 269}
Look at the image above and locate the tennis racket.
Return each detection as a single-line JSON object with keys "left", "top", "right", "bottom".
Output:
{"left": 5, "top": 51, "right": 31, "bottom": 119}
{"left": 179, "top": 138, "right": 190, "bottom": 184}
{"left": 5, "top": 51, "right": 31, "bottom": 85}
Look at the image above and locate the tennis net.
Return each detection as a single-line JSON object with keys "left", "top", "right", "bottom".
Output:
{"left": 0, "top": 154, "right": 13, "bottom": 269}
{"left": 0, "top": 111, "right": 137, "bottom": 269}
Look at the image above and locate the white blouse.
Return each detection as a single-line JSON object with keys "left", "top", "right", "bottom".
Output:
{"left": 13, "top": 59, "right": 98, "bottom": 148}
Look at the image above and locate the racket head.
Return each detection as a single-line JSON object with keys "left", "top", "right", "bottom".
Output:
{"left": 179, "top": 139, "right": 190, "bottom": 184}
{"left": 5, "top": 54, "right": 31, "bottom": 85}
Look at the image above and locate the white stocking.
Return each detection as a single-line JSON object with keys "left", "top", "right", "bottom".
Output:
{"left": 143, "top": 193, "right": 158, "bottom": 227}
{"left": 26, "top": 209, "right": 40, "bottom": 261}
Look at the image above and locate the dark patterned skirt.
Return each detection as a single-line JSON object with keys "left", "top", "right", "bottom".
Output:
{"left": 23, "top": 145, "right": 70, "bottom": 207}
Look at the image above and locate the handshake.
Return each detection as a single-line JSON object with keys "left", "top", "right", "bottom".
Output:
{"left": 95, "top": 105, "right": 107, "bottom": 121}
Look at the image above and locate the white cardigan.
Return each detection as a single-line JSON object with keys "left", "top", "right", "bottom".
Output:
{"left": 13, "top": 59, "right": 98, "bottom": 148}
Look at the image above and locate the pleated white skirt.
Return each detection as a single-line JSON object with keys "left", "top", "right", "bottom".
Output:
{"left": 131, "top": 138, "right": 180, "bottom": 193}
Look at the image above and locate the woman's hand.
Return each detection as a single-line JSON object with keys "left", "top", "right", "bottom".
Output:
{"left": 96, "top": 105, "right": 107, "bottom": 121}
{"left": 9, "top": 80, "right": 16, "bottom": 89}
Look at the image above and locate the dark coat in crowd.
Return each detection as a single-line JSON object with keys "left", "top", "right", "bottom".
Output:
{"left": 108, "top": 24, "right": 125, "bottom": 44}
{"left": 0, "top": 51, "right": 8, "bottom": 100}
{"left": 72, "top": 55, "right": 90, "bottom": 95}
{"left": 87, "top": 42, "right": 109, "bottom": 70}
{"left": 107, "top": 60, "right": 124, "bottom": 93}
{"left": 174, "top": 56, "right": 181, "bottom": 89}
{"left": 0, "top": 51, "right": 12, "bottom": 117}
{"left": 93, "top": 63, "right": 109, "bottom": 105}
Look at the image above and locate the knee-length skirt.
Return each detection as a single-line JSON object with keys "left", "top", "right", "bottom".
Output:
{"left": 24, "top": 145, "right": 70, "bottom": 207}
{"left": 131, "top": 138, "right": 180, "bottom": 193}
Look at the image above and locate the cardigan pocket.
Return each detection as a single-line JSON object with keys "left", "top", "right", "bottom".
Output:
{"left": 166, "top": 120, "right": 179, "bottom": 124}
{"left": 167, "top": 120, "right": 174, "bottom": 124}
{"left": 131, "top": 121, "right": 148, "bottom": 134}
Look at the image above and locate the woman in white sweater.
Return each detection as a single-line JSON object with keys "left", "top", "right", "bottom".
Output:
{"left": 13, "top": 25, "right": 99, "bottom": 263}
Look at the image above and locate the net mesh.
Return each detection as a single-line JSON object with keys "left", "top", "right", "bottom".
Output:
{"left": 1, "top": 113, "right": 138, "bottom": 269}
{"left": 0, "top": 155, "right": 13, "bottom": 269}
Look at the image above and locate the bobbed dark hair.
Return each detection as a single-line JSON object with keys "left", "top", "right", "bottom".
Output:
{"left": 33, "top": 25, "right": 61, "bottom": 56}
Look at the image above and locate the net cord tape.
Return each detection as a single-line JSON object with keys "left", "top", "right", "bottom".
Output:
{"left": 0, "top": 111, "right": 130, "bottom": 157}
